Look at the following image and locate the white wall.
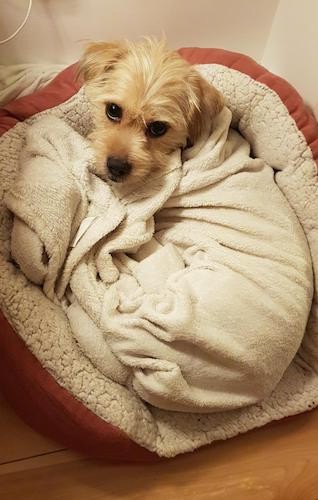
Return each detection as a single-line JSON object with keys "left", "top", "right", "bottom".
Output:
{"left": 1, "top": 0, "right": 317, "bottom": 118}
{"left": 0, "top": 0, "right": 279, "bottom": 64}
{"left": 262, "top": 0, "right": 318, "bottom": 118}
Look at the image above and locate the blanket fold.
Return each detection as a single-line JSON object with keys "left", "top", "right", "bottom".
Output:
{"left": 5, "top": 105, "right": 313, "bottom": 413}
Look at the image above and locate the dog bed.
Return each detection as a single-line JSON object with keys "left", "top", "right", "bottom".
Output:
{"left": 1, "top": 48, "right": 318, "bottom": 461}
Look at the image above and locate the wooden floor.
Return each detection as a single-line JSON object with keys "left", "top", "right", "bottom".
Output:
{"left": 1, "top": 391, "right": 318, "bottom": 499}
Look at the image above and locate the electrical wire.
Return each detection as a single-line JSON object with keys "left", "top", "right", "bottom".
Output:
{"left": 0, "top": 0, "right": 33, "bottom": 45}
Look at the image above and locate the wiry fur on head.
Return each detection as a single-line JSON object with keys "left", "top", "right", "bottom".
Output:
{"left": 79, "top": 38, "right": 224, "bottom": 184}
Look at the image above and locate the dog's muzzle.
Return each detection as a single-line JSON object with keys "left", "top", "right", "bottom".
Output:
{"left": 107, "top": 157, "right": 132, "bottom": 182}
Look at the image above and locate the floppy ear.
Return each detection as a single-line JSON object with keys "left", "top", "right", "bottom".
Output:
{"left": 186, "top": 69, "right": 224, "bottom": 148}
{"left": 77, "top": 41, "right": 127, "bottom": 82}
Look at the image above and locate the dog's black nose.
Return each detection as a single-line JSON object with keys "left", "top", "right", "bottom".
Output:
{"left": 107, "top": 157, "right": 132, "bottom": 181}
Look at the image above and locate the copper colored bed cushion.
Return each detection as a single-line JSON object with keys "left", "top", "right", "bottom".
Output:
{"left": 1, "top": 48, "right": 318, "bottom": 462}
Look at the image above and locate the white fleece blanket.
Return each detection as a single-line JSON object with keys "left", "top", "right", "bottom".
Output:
{"left": 2, "top": 64, "right": 318, "bottom": 457}
{"left": 0, "top": 63, "right": 65, "bottom": 105}
{"left": 5, "top": 99, "right": 313, "bottom": 413}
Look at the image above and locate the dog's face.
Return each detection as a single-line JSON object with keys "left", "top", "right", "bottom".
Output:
{"left": 79, "top": 39, "right": 223, "bottom": 184}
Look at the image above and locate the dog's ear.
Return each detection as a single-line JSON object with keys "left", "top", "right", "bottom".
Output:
{"left": 77, "top": 42, "right": 127, "bottom": 82}
{"left": 186, "top": 69, "right": 224, "bottom": 148}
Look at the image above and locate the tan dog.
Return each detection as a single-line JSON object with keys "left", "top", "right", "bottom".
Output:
{"left": 79, "top": 38, "right": 223, "bottom": 184}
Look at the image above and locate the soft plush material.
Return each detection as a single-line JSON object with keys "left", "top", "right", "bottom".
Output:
{"left": 1, "top": 49, "right": 318, "bottom": 460}
{"left": 5, "top": 101, "right": 312, "bottom": 415}
{"left": 0, "top": 63, "right": 80, "bottom": 136}
{"left": 0, "top": 63, "right": 65, "bottom": 106}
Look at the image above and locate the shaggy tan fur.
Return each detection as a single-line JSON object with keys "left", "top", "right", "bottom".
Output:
{"left": 78, "top": 38, "right": 223, "bottom": 184}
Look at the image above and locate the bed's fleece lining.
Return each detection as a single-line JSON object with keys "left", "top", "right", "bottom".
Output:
{"left": 1, "top": 64, "right": 318, "bottom": 457}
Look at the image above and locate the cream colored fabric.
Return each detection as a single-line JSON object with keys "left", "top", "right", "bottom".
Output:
{"left": 0, "top": 64, "right": 64, "bottom": 106}
{"left": 5, "top": 95, "right": 313, "bottom": 414}
{"left": 1, "top": 64, "right": 318, "bottom": 457}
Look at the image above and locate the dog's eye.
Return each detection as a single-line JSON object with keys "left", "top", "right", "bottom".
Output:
{"left": 147, "top": 121, "right": 168, "bottom": 137}
{"left": 106, "top": 103, "right": 122, "bottom": 122}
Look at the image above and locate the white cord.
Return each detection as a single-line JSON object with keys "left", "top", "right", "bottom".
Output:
{"left": 0, "top": 0, "right": 32, "bottom": 45}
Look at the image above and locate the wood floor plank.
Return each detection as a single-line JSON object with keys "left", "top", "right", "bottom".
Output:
{"left": 0, "top": 449, "right": 80, "bottom": 476}
{"left": 1, "top": 408, "right": 318, "bottom": 499}
{"left": 0, "top": 392, "right": 63, "bottom": 463}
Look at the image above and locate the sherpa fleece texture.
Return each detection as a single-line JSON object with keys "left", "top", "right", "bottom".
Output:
{"left": 5, "top": 103, "right": 312, "bottom": 414}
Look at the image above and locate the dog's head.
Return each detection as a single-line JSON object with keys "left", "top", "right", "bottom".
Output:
{"left": 79, "top": 38, "right": 223, "bottom": 184}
